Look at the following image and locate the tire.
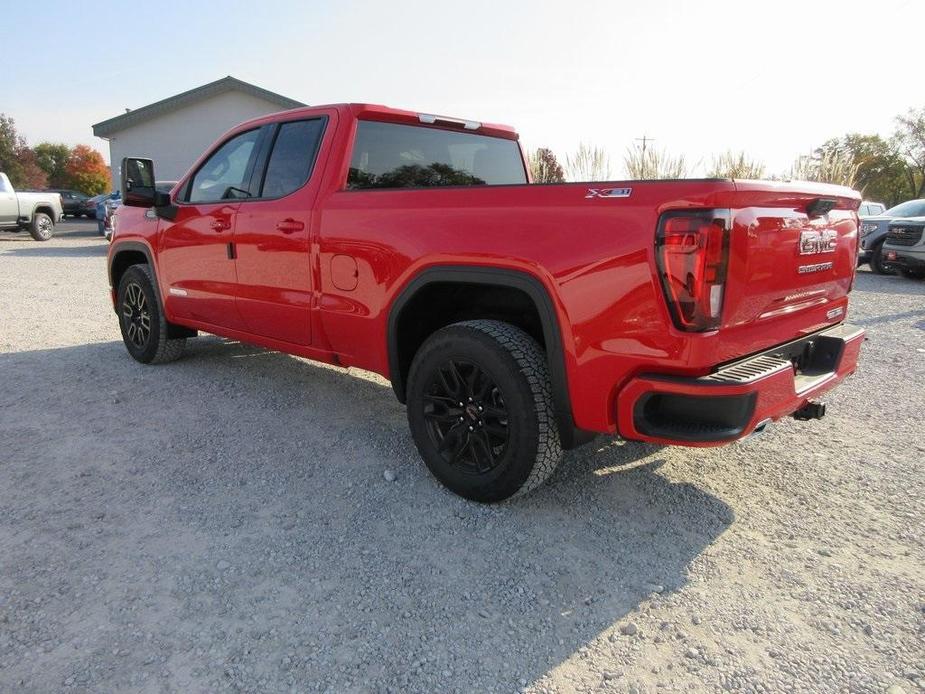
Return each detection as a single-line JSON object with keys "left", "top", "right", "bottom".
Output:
{"left": 29, "top": 212, "right": 54, "bottom": 241}
{"left": 869, "top": 242, "right": 894, "bottom": 275}
{"left": 900, "top": 269, "right": 925, "bottom": 280}
{"left": 116, "top": 264, "right": 186, "bottom": 364}
{"left": 406, "top": 319, "right": 562, "bottom": 502}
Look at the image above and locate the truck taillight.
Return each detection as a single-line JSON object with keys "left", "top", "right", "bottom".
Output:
{"left": 655, "top": 209, "right": 731, "bottom": 332}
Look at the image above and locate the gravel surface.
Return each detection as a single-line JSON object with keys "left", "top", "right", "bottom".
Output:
{"left": 1, "top": 221, "right": 923, "bottom": 693}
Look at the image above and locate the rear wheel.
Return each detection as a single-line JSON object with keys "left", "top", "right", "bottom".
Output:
{"left": 406, "top": 320, "right": 562, "bottom": 502}
{"left": 117, "top": 264, "right": 186, "bottom": 364}
{"left": 29, "top": 212, "right": 54, "bottom": 241}
{"left": 869, "top": 242, "right": 894, "bottom": 275}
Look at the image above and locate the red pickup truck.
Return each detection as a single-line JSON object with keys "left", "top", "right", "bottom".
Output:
{"left": 109, "top": 103, "right": 864, "bottom": 502}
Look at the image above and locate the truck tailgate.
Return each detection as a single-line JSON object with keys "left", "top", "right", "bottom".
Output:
{"left": 721, "top": 181, "right": 859, "bottom": 331}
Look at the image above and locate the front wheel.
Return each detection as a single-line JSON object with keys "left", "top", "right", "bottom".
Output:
{"left": 406, "top": 320, "right": 562, "bottom": 502}
{"left": 900, "top": 269, "right": 925, "bottom": 280}
{"left": 869, "top": 242, "right": 894, "bottom": 275}
{"left": 29, "top": 212, "right": 54, "bottom": 241}
{"left": 117, "top": 264, "right": 186, "bottom": 364}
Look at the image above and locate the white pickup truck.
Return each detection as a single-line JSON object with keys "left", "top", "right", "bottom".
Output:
{"left": 0, "top": 172, "right": 64, "bottom": 241}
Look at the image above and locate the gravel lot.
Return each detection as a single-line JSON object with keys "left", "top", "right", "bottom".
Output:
{"left": 1, "top": 220, "right": 923, "bottom": 693}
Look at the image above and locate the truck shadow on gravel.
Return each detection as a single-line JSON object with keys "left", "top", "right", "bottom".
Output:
{"left": 0, "top": 337, "right": 733, "bottom": 692}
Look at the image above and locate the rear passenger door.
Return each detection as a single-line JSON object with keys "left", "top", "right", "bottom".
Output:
{"left": 232, "top": 117, "right": 328, "bottom": 345}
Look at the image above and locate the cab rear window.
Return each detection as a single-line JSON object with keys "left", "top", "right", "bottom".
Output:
{"left": 347, "top": 120, "right": 526, "bottom": 190}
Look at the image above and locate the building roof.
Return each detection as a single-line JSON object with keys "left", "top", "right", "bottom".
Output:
{"left": 92, "top": 76, "right": 306, "bottom": 138}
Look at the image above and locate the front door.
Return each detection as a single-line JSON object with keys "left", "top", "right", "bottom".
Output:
{"left": 159, "top": 201, "right": 241, "bottom": 328}
{"left": 157, "top": 127, "right": 263, "bottom": 330}
{"left": 233, "top": 118, "right": 326, "bottom": 345}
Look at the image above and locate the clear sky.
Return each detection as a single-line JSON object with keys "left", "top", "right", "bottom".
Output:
{"left": 5, "top": 0, "right": 922, "bottom": 176}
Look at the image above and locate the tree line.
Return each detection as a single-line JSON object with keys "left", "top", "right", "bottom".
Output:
{"left": 0, "top": 114, "right": 111, "bottom": 195}
{"left": 529, "top": 106, "right": 925, "bottom": 206}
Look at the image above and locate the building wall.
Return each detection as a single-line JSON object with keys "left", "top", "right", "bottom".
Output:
{"left": 102, "top": 90, "right": 294, "bottom": 187}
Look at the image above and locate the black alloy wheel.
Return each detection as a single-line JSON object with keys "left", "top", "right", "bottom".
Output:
{"left": 116, "top": 264, "right": 187, "bottom": 364}
{"left": 121, "top": 281, "right": 151, "bottom": 350}
{"left": 423, "top": 359, "right": 510, "bottom": 475}
{"left": 406, "top": 320, "right": 562, "bottom": 502}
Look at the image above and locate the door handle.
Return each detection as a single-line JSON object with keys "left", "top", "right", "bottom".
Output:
{"left": 276, "top": 218, "right": 304, "bottom": 234}
{"left": 210, "top": 219, "right": 230, "bottom": 232}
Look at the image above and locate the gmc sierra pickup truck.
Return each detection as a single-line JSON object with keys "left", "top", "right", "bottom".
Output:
{"left": 0, "top": 172, "right": 64, "bottom": 240}
{"left": 108, "top": 104, "right": 864, "bottom": 502}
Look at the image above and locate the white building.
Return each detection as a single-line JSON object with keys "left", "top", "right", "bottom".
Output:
{"left": 93, "top": 76, "right": 305, "bottom": 186}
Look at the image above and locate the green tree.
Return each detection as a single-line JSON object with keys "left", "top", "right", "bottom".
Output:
{"left": 34, "top": 142, "right": 72, "bottom": 188}
{"left": 528, "top": 147, "right": 565, "bottom": 183}
{"left": 894, "top": 107, "right": 925, "bottom": 199}
{"left": 0, "top": 114, "right": 29, "bottom": 188}
{"left": 790, "top": 146, "right": 859, "bottom": 188}
{"left": 815, "top": 133, "right": 913, "bottom": 206}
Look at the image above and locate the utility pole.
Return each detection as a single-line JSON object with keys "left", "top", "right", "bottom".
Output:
{"left": 635, "top": 135, "right": 654, "bottom": 157}
{"left": 635, "top": 135, "right": 655, "bottom": 178}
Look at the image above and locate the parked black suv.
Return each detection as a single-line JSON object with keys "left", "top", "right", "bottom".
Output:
{"left": 45, "top": 189, "right": 91, "bottom": 218}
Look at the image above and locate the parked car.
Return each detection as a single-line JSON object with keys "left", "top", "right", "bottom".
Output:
{"left": 46, "top": 189, "right": 91, "bottom": 217}
{"left": 858, "top": 198, "right": 925, "bottom": 273}
{"left": 858, "top": 200, "right": 886, "bottom": 218}
{"left": 0, "top": 172, "right": 65, "bottom": 240}
{"left": 93, "top": 192, "right": 120, "bottom": 237}
{"left": 107, "top": 181, "right": 174, "bottom": 242}
{"left": 882, "top": 217, "right": 925, "bottom": 279}
{"left": 108, "top": 104, "right": 864, "bottom": 502}
{"left": 82, "top": 193, "right": 109, "bottom": 219}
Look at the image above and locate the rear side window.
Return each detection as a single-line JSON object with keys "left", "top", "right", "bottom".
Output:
{"left": 186, "top": 129, "right": 261, "bottom": 203}
{"left": 260, "top": 119, "right": 325, "bottom": 198}
{"left": 347, "top": 120, "right": 526, "bottom": 190}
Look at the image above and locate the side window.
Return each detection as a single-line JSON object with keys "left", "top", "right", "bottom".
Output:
{"left": 186, "top": 129, "right": 261, "bottom": 203}
{"left": 859, "top": 204, "right": 870, "bottom": 216}
{"left": 347, "top": 120, "right": 527, "bottom": 190}
{"left": 260, "top": 119, "right": 325, "bottom": 198}
{"left": 0, "top": 177, "right": 8, "bottom": 193}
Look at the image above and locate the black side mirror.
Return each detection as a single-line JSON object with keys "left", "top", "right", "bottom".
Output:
{"left": 121, "top": 157, "right": 157, "bottom": 207}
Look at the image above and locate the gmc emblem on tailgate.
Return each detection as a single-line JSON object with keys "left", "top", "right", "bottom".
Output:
{"left": 799, "top": 229, "right": 838, "bottom": 255}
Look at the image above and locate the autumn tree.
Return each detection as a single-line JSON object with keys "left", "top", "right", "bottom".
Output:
{"left": 529, "top": 148, "right": 565, "bottom": 183}
{"left": 66, "top": 144, "right": 111, "bottom": 195}
{"left": 34, "top": 142, "right": 72, "bottom": 188}
{"left": 16, "top": 148, "right": 48, "bottom": 189}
